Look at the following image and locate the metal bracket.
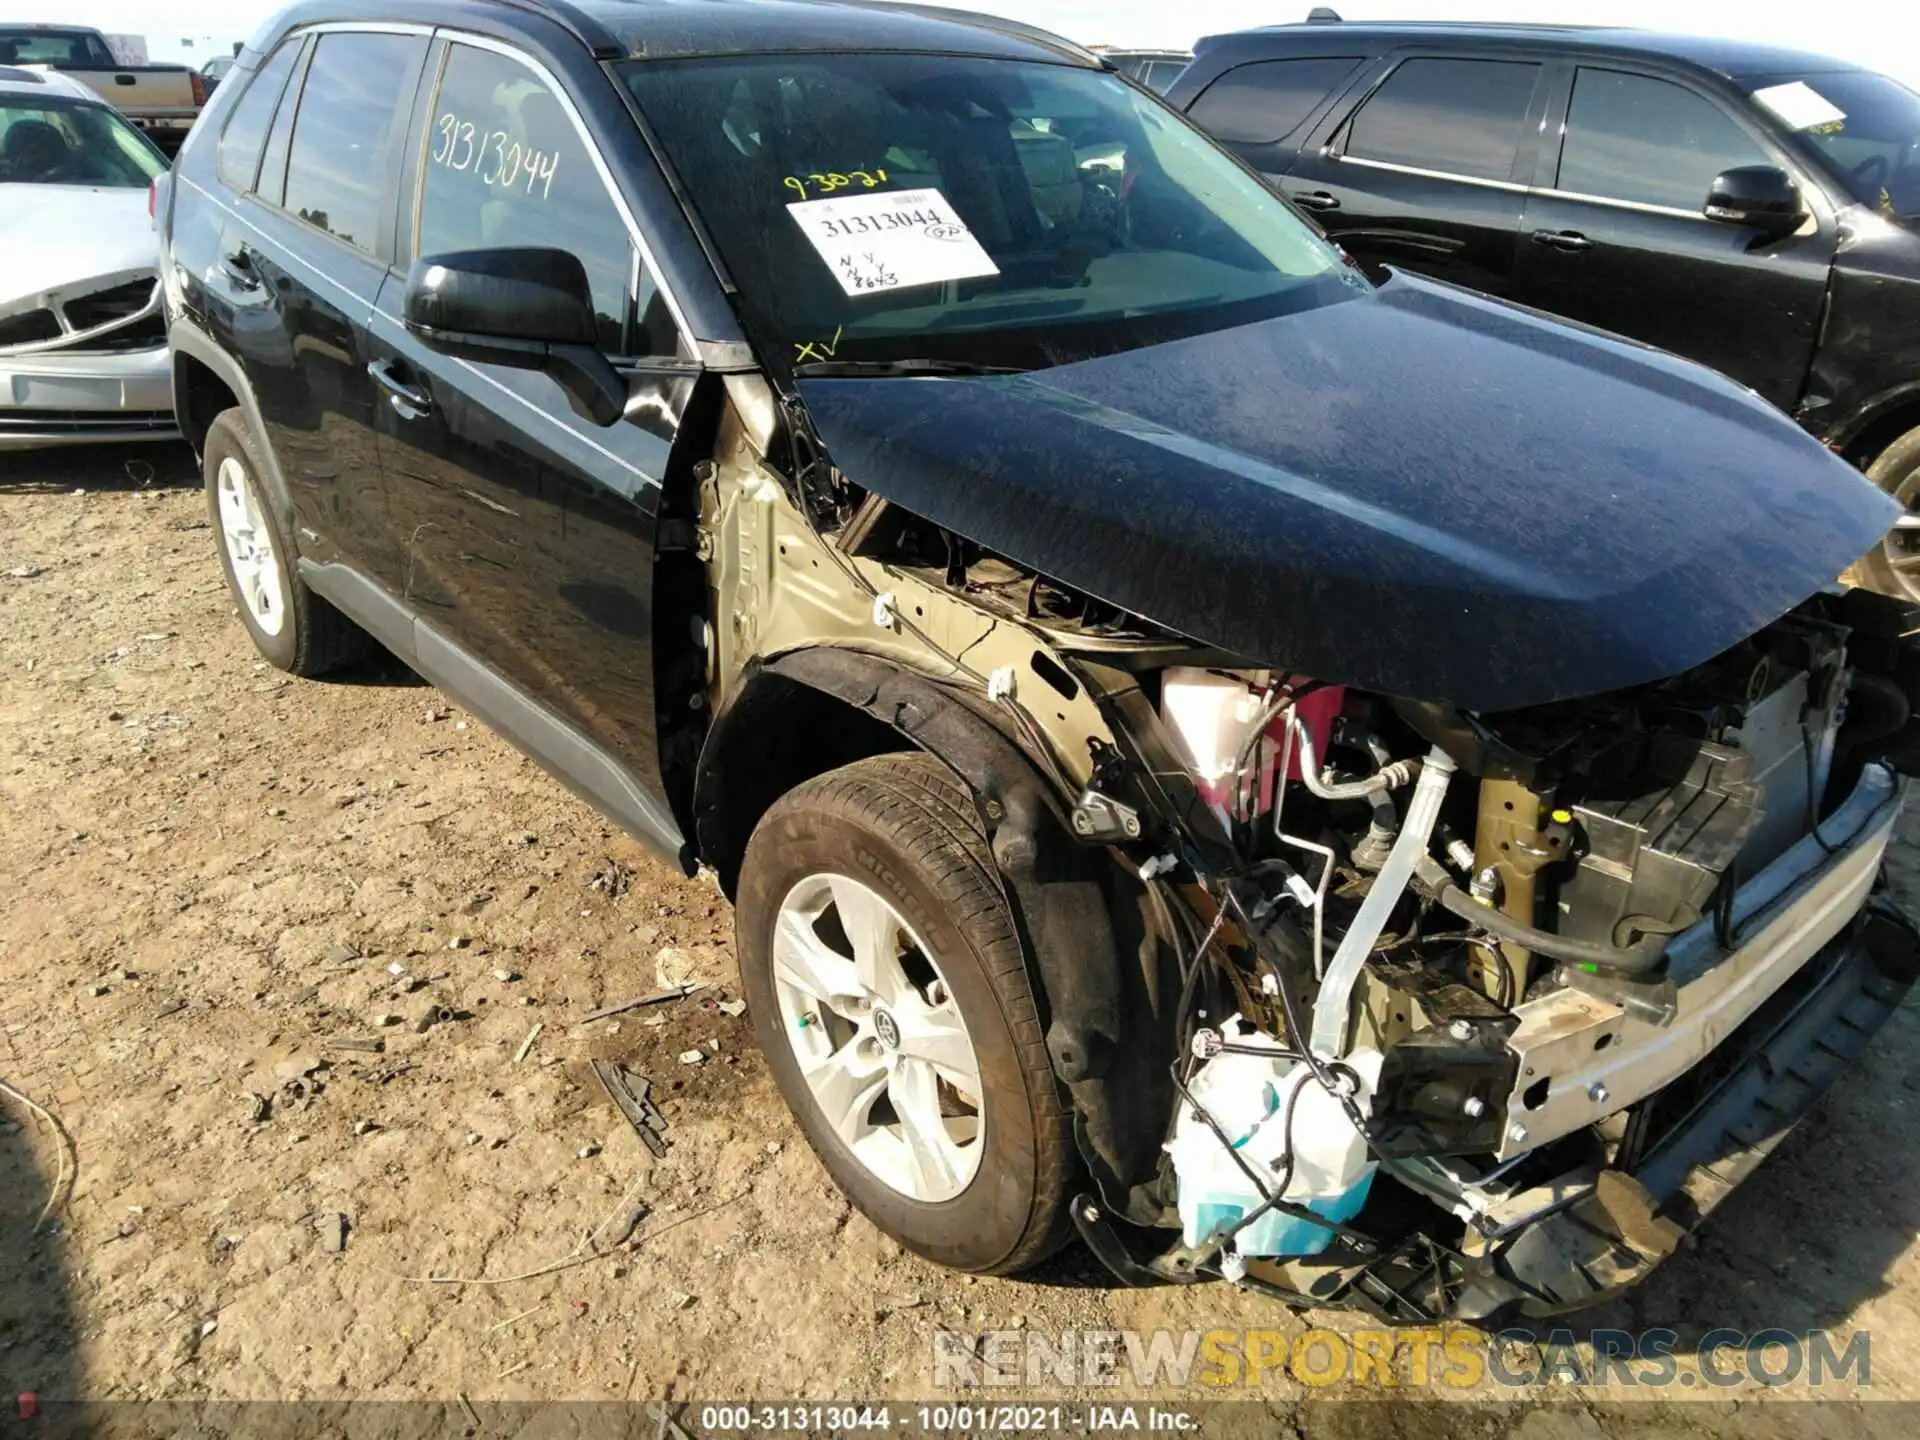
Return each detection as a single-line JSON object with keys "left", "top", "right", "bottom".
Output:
{"left": 1069, "top": 787, "right": 1142, "bottom": 842}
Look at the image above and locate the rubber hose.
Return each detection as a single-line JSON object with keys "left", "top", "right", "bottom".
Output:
{"left": 1290, "top": 715, "right": 1419, "bottom": 802}
{"left": 1432, "top": 881, "right": 1669, "bottom": 975}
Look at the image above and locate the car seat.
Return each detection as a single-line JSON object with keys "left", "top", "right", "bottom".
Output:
{"left": 2, "top": 117, "right": 73, "bottom": 182}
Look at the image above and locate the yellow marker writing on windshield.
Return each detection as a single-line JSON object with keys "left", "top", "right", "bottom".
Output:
{"left": 784, "top": 169, "right": 890, "bottom": 200}
{"left": 794, "top": 326, "right": 845, "bottom": 365}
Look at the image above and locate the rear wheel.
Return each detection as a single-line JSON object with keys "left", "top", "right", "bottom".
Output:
{"left": 1857, "top": 425, "right": 1920, "bottom": 603}
{"left": 204, "top": 408, "right": 367, "bottom": 676}
{"left": 736, "top": 754, "right": 1075, "bottom": 1274}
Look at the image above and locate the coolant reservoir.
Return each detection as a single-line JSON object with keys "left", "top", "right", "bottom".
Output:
{"left": 1159, "top": 669, "right": 1267, "bottom": 821}
{"left": 1166, "top": 1017, "right": 1385, "bottom": 1259}
{"left": 1160, "top": 670, "right": 1344, "bottom": 822}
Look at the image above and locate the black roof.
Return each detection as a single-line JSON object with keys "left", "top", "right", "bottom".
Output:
{"left": 1196, "top": 21, "right": 1867, "bottom": 84}
{"left": 257, "top": 0, "right": 1099, "bottom": 65}
{"left": 592, "top": 0, "right": 1097, "bottom": 64}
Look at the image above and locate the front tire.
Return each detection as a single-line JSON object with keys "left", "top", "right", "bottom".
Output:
{"left": 1856, "top": 425, "right": 1920, "bottom": 603}
{"left": 204, "top": 408, "right": 366, "bottom": 676}
{"left": 736, "top": 754, "right": 1075, "bottom": 1274}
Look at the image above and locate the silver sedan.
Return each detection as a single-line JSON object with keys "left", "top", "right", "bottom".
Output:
{"left": 1, "top": 65, "right": 176, "bottom": 450}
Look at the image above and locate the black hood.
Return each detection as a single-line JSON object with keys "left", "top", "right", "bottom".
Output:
{"left": 797, "top": 273, "right": 1898, "bottom": 712}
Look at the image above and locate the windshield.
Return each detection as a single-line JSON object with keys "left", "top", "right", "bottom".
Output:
{"left": 620, "top": 54, "right": 1362, "bottom": 373}
{"left": 0, "top": 97, "right": 167, "bottom": 187}
{"left": 1751, "top": 70, "right": 1920, "bottom": 220}
{"left": 0, "top": 29, "right": 116, "bottom": 67}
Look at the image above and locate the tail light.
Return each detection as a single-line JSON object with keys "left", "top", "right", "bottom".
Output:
{"left": 147, "top": 179, "right": 157, "bottom": 220}
{"left": 190, "top": 71, "right": 207, "bottom": 107}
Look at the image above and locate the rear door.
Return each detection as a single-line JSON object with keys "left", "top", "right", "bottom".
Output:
{"left": 365, "top": 36, "right": 700, "bottom": 800}
{"left": 1286, "top": 52, "right": 1550, "bottom": 297}
{"left": 1514, "top": 64, "right": 1835, "bottom": 409}
{"left": 205, "top": 26, "right": 428, "bottom": 582}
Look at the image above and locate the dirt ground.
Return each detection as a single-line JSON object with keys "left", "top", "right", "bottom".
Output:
{"left": 5, "top": 444, "right": 1920, "bottom": 1433}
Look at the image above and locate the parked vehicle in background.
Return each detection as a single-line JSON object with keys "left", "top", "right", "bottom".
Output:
{"left": 161, "top": 0, "right": 1916, "bottom": 1322}
{"left": 1168, "top": 21, "right": 1920, "bottom": 601}
{"left": 1, "top": 64, "right": 176, "bottom": 449}
{"left": 1091, "top": 47, "right": 1191, "bottom": 94}
{"left": 102, "top": 32, "right": 148, "bottom": 65}
{"left": 201, "top": 54, "right": 237, "bottom": 91}
{"left": 0, "top": 24, "right": 204, "bottom": 151}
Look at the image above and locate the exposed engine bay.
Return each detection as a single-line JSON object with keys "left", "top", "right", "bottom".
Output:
{"left": 1028, "top": 581, "right": 1910, "bottom": 1316}
{"left": 686, "top": 374, "right": 1920, "bottom": 1321}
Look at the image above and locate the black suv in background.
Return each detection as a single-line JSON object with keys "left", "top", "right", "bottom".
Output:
{"left": 1169, "top": 21, "right": 1920, "bottom": 596}
{"left": 1090, "top": 48, "right": 1190, "bottom": 94}
{"left": 158, "top": 0, "right": 1913, "bottom": 1318}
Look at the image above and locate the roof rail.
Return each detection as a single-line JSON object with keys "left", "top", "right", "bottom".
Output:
{"left": 481, "top": 0, "right": 626, "bottom": 58}
{"left": 1306, "top": 7, "right": 1343, "bottom": 22}
{"left": 840, "top": 1, "right": 1105, "bottom": 68}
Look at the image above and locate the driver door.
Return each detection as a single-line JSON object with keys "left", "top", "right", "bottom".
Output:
{"left": 1513, "top": 64, "right": 1836, "bottom": 411}
{"left": 365, "top": 36, "right": 700, "bottom": 797}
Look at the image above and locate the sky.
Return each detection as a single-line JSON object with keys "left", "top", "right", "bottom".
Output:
{"left": 16, "top": 0, "right": 1920, "bottom": 90}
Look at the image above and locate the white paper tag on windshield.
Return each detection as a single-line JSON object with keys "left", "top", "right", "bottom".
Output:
{"left": 1753, "top": 81, "right": 1848, "bottom": 133}
{"left": 787, "top": 187, "right": 1000, "bottom": 297}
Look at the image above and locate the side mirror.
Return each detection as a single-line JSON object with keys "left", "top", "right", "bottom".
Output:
{"left": 1704, "top": 166, "right": 1806, "bottom": 236}
{"left": 402, "top": 248, "right": 626, "bottom": 427}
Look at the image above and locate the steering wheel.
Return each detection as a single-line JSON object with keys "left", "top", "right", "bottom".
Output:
{"left": 1852, "top": 153, "right": 1891, "bottom": 194}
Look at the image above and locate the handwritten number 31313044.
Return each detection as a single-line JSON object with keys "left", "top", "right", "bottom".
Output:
{"left": 432, "top": 112, "right": 560, "bottom": 199}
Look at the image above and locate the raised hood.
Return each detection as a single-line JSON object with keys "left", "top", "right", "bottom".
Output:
{"left": 798, "top": 273, "right": 1899, "bottom": 712}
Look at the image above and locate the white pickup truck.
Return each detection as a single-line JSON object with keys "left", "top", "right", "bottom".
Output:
{"left": 0, "top": 24, "right": 202, "bottom": 150}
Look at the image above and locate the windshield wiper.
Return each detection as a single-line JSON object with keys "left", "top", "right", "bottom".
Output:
{"left": 791, "top": 358, "right": 1027, "bottom": 378}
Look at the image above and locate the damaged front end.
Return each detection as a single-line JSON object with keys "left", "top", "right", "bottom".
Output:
{"left": 683, "top": 337, "right": 1920, "bottom": 1320}
{"left": 1052, "top": 610, "right": 1920, "bottom": 1322}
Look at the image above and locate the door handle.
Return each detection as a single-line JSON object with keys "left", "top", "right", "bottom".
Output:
{"left": 367, "top": 359, "right": 433, "bottom": 420}
{"left": 220, "top": 249, "right": 260, "bottom": 290}
{"left": 1290, "top": 190, "right": 1341, "bottom": 212}
{"left": 1531, "top": 229, "right": 1594, "bottom": 253}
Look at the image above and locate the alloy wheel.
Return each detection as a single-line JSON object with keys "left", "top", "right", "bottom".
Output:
{"left": 214, "top": 455, "right": 287, "bottom": 637}
{"left": 1880, "top": 471, "right": 1920, "bottom": 604}
{"left": 770, "top": 872, "right": 985, "bottom": 1202}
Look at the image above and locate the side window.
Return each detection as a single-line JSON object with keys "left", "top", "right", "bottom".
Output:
{"left": 416, "top": 43, "right": 669, "bottom": 357}
{"left": 1189, "top": 56, "right": 1366, "bottom": 146}
{"left": 1142, "top": 61, "right": 1187, "bottom": 94}
{"left": 215, "top": 38, "right": 299, "bottom": 191}
{"left": 1558, "top": 69, "right": 1771, "bottom": 211}
{"left": 254, "top": 41, "right": 308, "bottom": 207}
{"left": 282, "top": 31, "right": 427, "bottom": 252}
{"left": 1345, "top": 57, "right": 1541, "bottom": 182}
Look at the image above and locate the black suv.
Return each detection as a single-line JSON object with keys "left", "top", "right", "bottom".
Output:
{"left": 1170, "top": 21, "right": 1920, "bottom": 596}
{"left": 161, "top": 0, "right": 1916, "bottom": 1318}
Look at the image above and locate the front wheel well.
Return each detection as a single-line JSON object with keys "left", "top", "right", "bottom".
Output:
{"left": 1841, "top": 398, "right": 1920, "bottom": 472}
{"left": 172, "top": 352, "right": 240, "bottom": 461}
{"left": 692, "top": 671, "right": 912, "bottom": 896}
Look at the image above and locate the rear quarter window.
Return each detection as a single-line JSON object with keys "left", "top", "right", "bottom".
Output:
{"left": 215, "top": 39, "right": 300, "bottom": 192}
{"left": 1188, "top": 56, "right": 1366, "bottom": 146}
